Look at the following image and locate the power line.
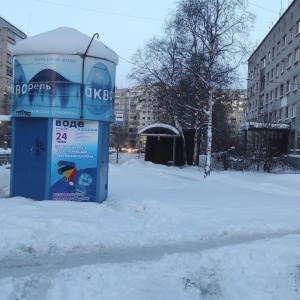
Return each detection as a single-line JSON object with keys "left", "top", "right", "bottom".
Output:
{"left": 36, "top": 0, "right": 164, "bottom": 21}
{"left": 118, "top": 55, "right": 298, "bottom": 84}
{"left": 248, "top": 2, "right": 279, "bottom": 14}
{"left": 118, "top": 56, "right": 300, "bottom": 87}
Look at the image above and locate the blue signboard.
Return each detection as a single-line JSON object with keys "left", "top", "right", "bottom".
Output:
{"left": 12, "top": 54, "right": 116, "bottom": 122}
{"left": 50, "top": 118, "right": 99, "bottom": 202}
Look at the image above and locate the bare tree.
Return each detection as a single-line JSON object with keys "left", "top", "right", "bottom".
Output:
{"left": 172, "top": 0, "right": 255, "bottom": 177}
{"left": 129, "top": 25, "right": 212, "bottom": 165}
{"left": 129, "top": 0, "right": 254, "bottom": 172}
{"left": 129, "top": 32, "right": 193, "bottom": 164}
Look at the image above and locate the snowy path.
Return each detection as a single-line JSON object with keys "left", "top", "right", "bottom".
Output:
{"left": 1, "top": 229, "right": 300, "bottom": 279}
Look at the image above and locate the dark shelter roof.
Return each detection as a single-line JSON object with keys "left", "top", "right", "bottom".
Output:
{"left": 139, "top": 124, "right": 180, "bottom": 138}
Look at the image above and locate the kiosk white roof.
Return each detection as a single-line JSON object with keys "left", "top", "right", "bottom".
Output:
{"left": 12, "top": 27, "right": 119, "bottom": 65}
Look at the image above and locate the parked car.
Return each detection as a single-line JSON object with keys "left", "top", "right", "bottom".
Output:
{"left": 116, "top": 147, "right": 128, "bottom": 153}
{"left": 127, "top": 148, "right": 138, "bottom": 154}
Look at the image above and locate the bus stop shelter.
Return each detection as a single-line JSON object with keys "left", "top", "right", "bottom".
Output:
{"left": 138, "top": 124, "right": 184, "bottom": 166}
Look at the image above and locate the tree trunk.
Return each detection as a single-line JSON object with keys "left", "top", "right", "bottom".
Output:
{"left": 204, "top": 90, "right": 213, "bottom": 178}
{"left": 193, "top": 126, "right": 199, "bottom": 166}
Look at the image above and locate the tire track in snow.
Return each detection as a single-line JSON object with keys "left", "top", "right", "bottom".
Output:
{"left": 1, "top": 229, "right": 300, "bottom": 279}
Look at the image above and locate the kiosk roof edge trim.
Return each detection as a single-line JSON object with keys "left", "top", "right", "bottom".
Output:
{"left": 12, "top": 27, "right": 119, "bottom": 65}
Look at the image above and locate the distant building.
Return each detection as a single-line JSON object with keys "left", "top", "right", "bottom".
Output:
{"left": 0, "top": 17, "right": 27, "bottom": 147}
{"left": 246, "top": 0, "right": 300, "bottom": 163}
{"left": 112, "top": 86, "right": 247, "bottom": 155}
{"left": 226, "top": 89, "right": 247, "bottom": 142}
{"left": 111, "top": 86, "right": 161, "bottom": 148}
{"left": 0, "top": 17, "right": 27, "bottom": 114}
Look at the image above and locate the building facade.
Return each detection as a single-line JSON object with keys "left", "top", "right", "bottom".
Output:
{"left": 112, "top": 86, "right": 247, "bottom": 154}
{"left": 0, "top": 17, "right": 27, "bottom": 114}
{"left": 0, "top": 17, "right": 26, "bottom": 147}
{"left": 111, "top": 86, "right": 162, "bottom": 148}
{"left": 247, "top": 0, "right": 300, "bottom": 156}
{"left": 226, "top": 89, "right": 247, "bottom": 143}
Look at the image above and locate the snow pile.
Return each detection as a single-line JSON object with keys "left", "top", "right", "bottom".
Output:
{"left": 0, "top": 153, "right": 300, "bottom": 299}
{"left": 241, "top": 121, "right": 290, "bottom": 131}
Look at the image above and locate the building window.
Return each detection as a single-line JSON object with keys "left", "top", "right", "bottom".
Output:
{"left": 293, "top": 75, "right": 298, "bottom": 90}
{"left": 292, "top": 103, "right": 296, "bottom": 117}
{"left": 280, "top": 84, "right": 284, "bottom": 97}
{"left": 260, "top": 76, "right": 265, "bottom": 91}
{"left": 7, "top": 29, "right": 16, "bottom": 41}
{"left": 277, "top": 41, "right": 280, "bottom": 54}
{"left": 275, "top": 87, "right": 278, "bottom": 99}
{"left": 295, "top": 47, "right": 299, "bottom": 63}
{"left": 271, "top": 68, "right": 274, "bottom": 80}
{"left": 279, "top": 109, "right": 282, "bottom": 120}
{"left": 288, "top": 27, "right": 293, "bottom": 42}
{"left": 6, "top": 54, "right": 12, "bottom": 64}
{"left": 296, "top": 20, "right": 300, "bottom": 36}
{"left": 261, "top": 56, "right": 266, "bottom": 69}
{"left": 6, "top": 66, "right": 13, "bottom": 76}
{"left": 282, "top": 35, "right": 286, "bottom": 48}
{"left": 272, "top": 46, "right": 275, "bottom": 59}
{"left": 286, "top": 80, "right": 290, "bottom": 94}
{"left": 267, "top": 51, "right": 271, "bottom": 63}
{"left": 281, "top": 59, "right": 285, "bottom": 73}
{"left": 288, "top": 53, "right": 292, "bottom": 68}
{"left": 270, "top": 90, "right": 273, "bottom": 102}
{"left": 276, "top": 64, "right": 280, "bottom": 77}
{"left": 285, "top": 106, "right": 289, "bottom": 119}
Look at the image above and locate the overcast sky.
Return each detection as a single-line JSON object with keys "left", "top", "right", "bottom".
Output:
{"left": 1, "top": 0, "right": 287, "bottom": 88}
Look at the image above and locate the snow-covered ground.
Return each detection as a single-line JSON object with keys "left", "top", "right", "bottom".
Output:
{"left": 1, "top": 152, "right": 300, "bottom": 299}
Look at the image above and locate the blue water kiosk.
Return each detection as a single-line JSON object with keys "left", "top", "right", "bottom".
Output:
{"left": 10, "top": 27, "right": 119, "bottom": 202}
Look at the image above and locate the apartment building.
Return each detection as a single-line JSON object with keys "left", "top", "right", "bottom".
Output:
{"left": 0, "top": 17, "right": 27, "bottom": 147}
{"left": 111, "top": 87, "right": 160, "bottom": 148}
{"left": 226, "top": 90, "right": 247, "bottom": 142}
{"left": 0, "top": 17, "right": 27, "bottom": 114}
{"left": 246, "top": 0, "right": 300, "bottom": 158}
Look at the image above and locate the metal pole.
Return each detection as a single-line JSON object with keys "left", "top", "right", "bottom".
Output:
{"left": 117, "top": 125, "right": 120, "bottom": 164}
{"left": 243, "top": 130, "right": 247, "bottom": 172}
{"left": 172, "top": 136, "right": 176, "bottom": 166}
{"left": 81, "top": 33, "right": 99, "bottom": 120}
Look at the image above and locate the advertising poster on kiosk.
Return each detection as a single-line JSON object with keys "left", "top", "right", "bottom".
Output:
{"left": 12, "top": 54, "right": 116, "bottom": 122}
{"left": 50, "top": 118, "right": 99, "bottom": 202}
